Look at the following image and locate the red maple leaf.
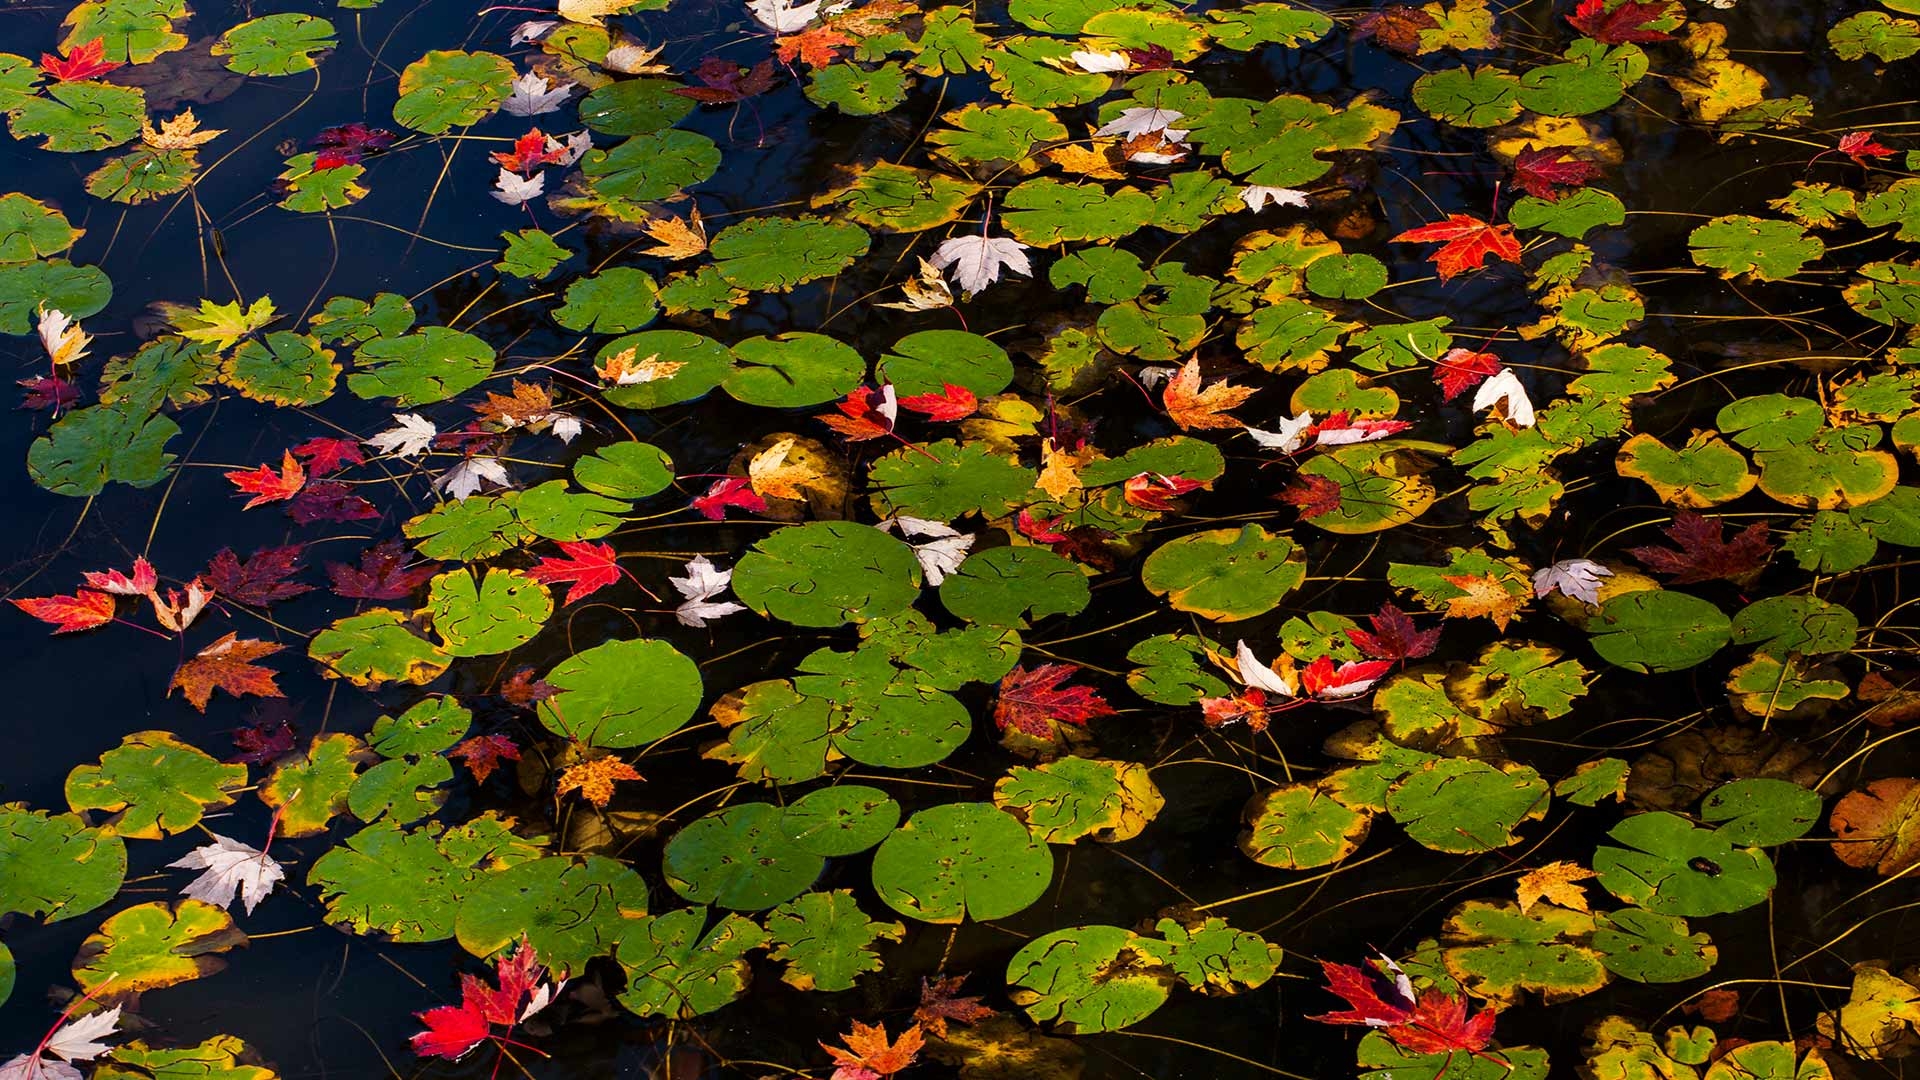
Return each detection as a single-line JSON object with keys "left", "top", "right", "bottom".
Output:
{"left": 1279, "top": 474, "right": 1342, "bottom": 519}
{"left": 1311, "top": 959, "right": 1498, "bottom": 1056}
{"left": 1627, "top": 509, "right": 1773, "bottom": 584}
{"left": 993, "top": 664, "right": 1116, "bottom": 737}
{"left": 1433, "top": 348, "right": 1502, "bottom": 401}
{"left": 450, "top": 734, "right": 521, "bottom": 783}
{"left": 226, "top": 451, "right": 307, "bottom": 510}
{"left": 818, "top": 386, "right": 896, "bottom": 441}
{"left": 914, "top": 975, "right": 996, "bottom": 1039}
{"left": 692, "top": 476, "right": 769, "bottom": 520}
{"left": 1312, "top": 411, "right": 1413, "bottom": 446}
{"left": 1123, "top": 472, "right": 1205, "bottom": 512}
{"left": 1345, "top": 602, "right": 1441, "bottom": 661}
{"left": 1838, "top": 130, "right": 1897, "bottom": 167}
{"left": 1016, "top": 508, "right": 1070, "bottom": 543}
{"left": 83, "top": 557, "right": 158, "bottom": 596}
{"left": 287, "top": 481, "right": 380, "bottom": 524}
{"left": 411, "top": 941, "right": 555, "bottom": 1061}
{"left": 899, "top": 383, "right": 978, "bottom": 421}
{"left": 1300, "top": 655, "right": 1395, "bottom": 698}
{"left": 205, "top": 545, "right": 315, "bottom": 606}
{"left": 327, "top": 539, "right": 440, "bottom": 600}
{"left": 292, "top": 436, "right": 364, "bottom": 477}
{"left": 1392, "top": 214, "right": 1522, "bottom": 281}
{"left": 18, "top": 375, "right": 79, "bottom": 411}
{"left": 821, "top": 1021, "right": 924, "bottom": 1080}
{"left": 1511, "top": 145, "right": 1602, "bottom": 201}
{"left": 500, "top": 666, "right": 556, "bottom": 707}
{"left": 1566, "top": 0, "right": 1674, "bottom": 43}
{"left": 11, "top": 590, "right": 116, "bottom": 633}
{"left": 40, "top": 38, "right": 123, "bottom": 82}
{"left": 1200, "top": 687, "right": 1274, "bottom": 732}
{"left": 310, "top": 122, "right": 395, "bottom": 168}
{"left": 491, "top": 129, "right": 566, "bottom": 174}
{"left": 1125, "top": 44, "right": 1176, "bottom": 70}
{"left": 672, "top": 58, "right": 777, "bottom": 104}
{"left": 526, "top": 540, "right": 622, "bottom": 604}
{"left": 230, "top": 706, "right": 299, "bottom": 764}
{"left": 776, "top": 25, "right": 854, "bottom": 66}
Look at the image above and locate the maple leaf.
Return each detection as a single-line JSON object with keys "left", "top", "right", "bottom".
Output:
{"left": 527, "top": 540, "right": 622, "bottom": 604}
{"left": 436, "top": 456, "right": 511, "bottom": 501}
{"left": 1124, "top": 472, "right": 1205, "bottom": 511}
{"left": 1300, "top": 656, "right": 1394, "bottom": 698}
{"left": 288, "top": 481, "right": 379, "bottom": 524}
{"left": 11, "top": 590, "right": 116, "bottom": 634}
{"left": 1313, "top": 411, "right": 1413, "bottom": 447}
{"left": 39, "top": 37, "right": 122, "bottom": 82}
{"left": 141, "top": 109, "right": 223, "bottom": 151}
{"left": 204, "top": 546, "right": 314, "bottom": 607}
{"left": 640, "top": 208, "right": 707, "bottom": 259}
{"left": 692, "top": 476, "right": 769, "bottom": 520}
{"left": 597, "top": 347, "right": 685, "bottom": 385}
{"left": 1125, "top": 44, "right": 1175, "bottom": 70}
{"left": 18, "top": 375, "right": 80, "bottom": 411}
{"left": 230, "top": 708, "right": 298, "bottom": 764}
{"left": 879, "top": 517, "right": 974, "bottom": 586}
{"left": 817, "top": 386, "right": 898, "bottom": 442}
{"left": 170, "top": 832, "right": 286, "bottom": 914}
{"left": 555, "top": 756, "right": 644, "bottom": 807}
{"left": 1311, "top": 958, "right": 1498, "bottom": 1056}
{"left": 1684, "top": 989, "right": 1741, "bottom": 1024}
{"left": 672, "top": 58, "right": 777, "bottom": 104}
{"left": 1567, "top": 0, "right": 1674, "bottom": 44}
{"left": 749, "top": 436, "right": 827, "bottom": 499}
{"left": 557, "top": 0, "right": 633, "bottom": 24}
{"left": 172, "top": 633, "right": 286, "bottom": 712}
{"left": 474, "top": 380, "right": 558, "bottom": 429}
{"left": 492, "top": 168, "right": 545, "bottom": 206}
{"left": 1627, "top": 509, "right": 1773, "bottom": 584}
{"left": 1096, "top": 106, "right": 1187, "bottom": 141}
{"left": 1511, "top": 145, "right": 1602, "bottom": 201}
{"left": 1345, "top": 602, "right": 1440, "bottom": 661}
{"left": 605, "top": 38, "right": 670, "bottom": 74}
{"left": 1532, "top": 558, "right": 1613, "bottom": 604}
{"left": 1391, "top": 214, "right": 1522, "bottom": 281}
{"left": 993, "top": 664, "right": 1116, "bottom": 737}
{"left": 1242, "top": 185, "right": 1310, "bottom": 211}
{"left": 150, "top": 578, "right": 214, "bottom": 633}
{"left": 226, "top": 451, "right": 306, "bottom": 509}
{"left": 501, "top": 667, "right": 556, "bottom": 707}
{"left": 1352, "top": 6, "right": 1438, "bottom": 53}
{"left": 1838, "top": 130, "right": 1897, "bottom": 167}
{"left": 492, "top": 129, "right": 566, "bottom": 173}
{"left": 914, "top": 975, "right": 996, "bottom": 1039}
{"left": 1016, "top": 508, "right": 1070, "bottom": 544}
{"left": 1433, "top": 348, "right": 1502, "bottom": 401}
{"left": 931, "top": 234, "right": 1032, "bottom": 298}
{"left": 1515, "top": 860, "right": 1597, "bottom": 913}
{"left": 1442, "top": 574, "right": 1528, "bottom": 630}
{"left": 1122, "top": 129, "right": 1188, "bottom": 164}
{"left": 876, "top": 256, "right": 955, "bottom": 312}
{"left": 778, "top": 25, "right": 854, "bottom": 66}
{"left": 899, "top": 383, "right": 977, "bottom": 421}
{"left": 168, "top": 296, "right": 277, "bottom": 349}
{"left": 1279, "top": 473, "right": 1343, "bottom": 519}
{"left": 1858, "top": 671, "right": 1920, "bottom": 729}
{"left": 1163, "top": 356, "right": 1257, "bottom": 430}
{"left": 411, "top": 996, "right": 492, "bottom": 1062}
{"left": 1045, "top": 141, "right": 1129, "bottom": 180}
{"left": 83, "top": 557, "right": 157, "bottom": 597}
{"left": 1035, "top": 440, "right": 1091, "bottom": 500}
{"left": 412, "top": 941, "right": 560, "bottom": 1060}
{"left": 291, "top": 436, "right": 364, "bottom": 476}
{"left": 328, "top": 539, "right": 441, "bottom": 600}
{"left": 503, "top": 71, "right": 573, "bottom": 117}
{"left": 365, "top": 412, "right": 439, "bottom": 457}
{"left": 670, "top": 555, "right": 747, "bottom": 627}
{"left": 310, "top": 123, "right": 395, "bottom": 167}
{"left": 1472, "top": 368, "right": 1536, "bottom": 428}
{"left": 37, "top": 306, "right": 91, "bottom": 367}
{"left": 2, "top": 1004, "right": 122, "bottom": 1080}
{"left": 450, "top": 734, "right": 521, "bottom": 783}
{"left": 1200, "top": 687, "right": 1275, "bottom": 732}
{"left": 821, "top": 1021, "right": 925, "bottom": 1080}
{"left": 1069, "top": 48, "right": 1129, "bottom": 72}
{"left": 1245, "top": 410, "right": 1317, "bottom": 454}
{"left": 751, "top": 0, "right": 820, "bottom": 31}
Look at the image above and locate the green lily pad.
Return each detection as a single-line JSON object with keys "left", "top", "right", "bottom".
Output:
{"left": 1730, "top": 595, "right": 1858, "bottom": 657}
{"left": 0, "top": 194, "right": 82, "bottom": 263}
{"left": 348, "top": 755, "right": 452, "bottom": 825}
{"left": 1515, "top": 40, "right": 1645, "bottom": 116}
{"left": 1411, "top": 66, "right": 1523, "bottom": 128}
{"left": 368, "top": 696, "right": 471, "bottom": 757}
{"left": 868, "top": 441, "right": 1038, "bottom": 521}
{"left": 1616, "top": 432, "right": 1755, "bottom": 508}
{"left": 404, "top": 495, "right": 531, "bottom": 561}
{"left": 72, "top": 899, "right": 246, "bottom": 994}
{"left": 310, "top": 292, "right": 414, "bottom": 345}
{"left": 665, "top": 802, "right": 823, "bottom": 910}
{"left": 28, "top": 402, "right": 179, "bottom": 497}
{"left": 1051, "top": 247, "right": 1149, "bottom": 304}
{"left": 0, "top": 258, "right": 112, "bottom": 334}
{"left": 61, "top": 0, "right": 187, "bottom": 63}
{"left": 806, "top": 61, "right": 914, "bottom": 116}
{"left": 213, "top": 13, "right": 336, "bottom": 75}
{"left": 732, "top": 521, "right": 921, "bottom": 627}
{"left": 1753, "top": 426, "right": 1899, "bottom": 510}
{"left": 724, "top": 332, "right": 867, "bottom": 408}
{"left": 498, "top": 228, "right": 570, "bottom": 280}
{"left": 8, "top": 81, "right": 147, "bottom": 152}
{"left": 781, "top": 785, "right": 901, "bottom": 856}
{"left": 600, "top": 330, "right": 734, "bottom": 408}
{"left": 513, "top": 481, "right": 630, "bottom": 542}
{"left": 1205, "top": 4, "right": 1334, "bottom": 48}
{"left": 276, "top": 153, "right": 364, "bottom": 212}
{"left": 348, "top": 327, "right": 496, "bottom": 405}
{"left": 1700, "top": 778, "right": 1823, "bottom": 846}
{"left": 94, "top": 1035, "right": 276, "bottom": 1080}
{"left": 578, "top": 130, "right": 722, "bottom": 208}
{"left": 614, "top": 907, "right": 768, "bottom": 1018}
{"left": 1593, "top": 811, "right": 1776, "bottom": 916}
{"left": 65, "top": 730, "right": 246, "bottom": 840}
{"left": 1439, "top": 900, "right": 1608, "bottom": 1005}
{"left": 221, "top": 331, "right": 338, "bottom": 405}
{"left": 0, "top": 804, "right": 127, "bottom": 923}
{"left": 1126, "top": 633, "right": 1231, "bottom": 705}
{"left": 307, "top": 813, "right": 544, "bottom": 941}
{"left": 876, "top": 330, "right": 1014, "bottom": 397}
{"left": 578, "top": 77, "right": 694, "bottom": 135}
{"left": 537, "top": 638, "right": 703, "bottom": 748}
{"left": 310, "top": 609, "right": 454, "bottom": 688}
{"left": 940, "top": 545, "right": 1090, "bottom": 627}
{"left": 425, "top": 568, "right": 552, "bottom": 656}
{"left": 0, "top": 942, "right": 11, "bottom": 1007}
{"left": 1690, "top": 215, "right": 1825, "bottom": 282}
{"left": 1830, "top": 10, "right": 1920, "bottom": 61}
{"left": 1140, "top": 525, "right": 1305, "bottom": 621}
{"left": 813, "top": 162, "right": 982, "bottom": 233}
{"left": 1305, "top": 253, "right": 1390, "bottom": 299}
{"left": 928, "top": 103, "right": 1067, "bottom": 165}
{"left": 1845, "top": 261, "right": 1920, "bottom": 325}
{"left": 1005, "top": 924, "right": 1174, "bottom": 1032}
{"left": 1509, "top": 189, "right": 1627, "bottom": 239}
{"left": 1358, "top": 1034, "right": 1549, "bottom": 1080}
{"left": 1718, "top": 394, "right": 1824, "bottom": 451}
{"left": 710, "top": 217, "right": 870, "bottom": 292}
{"left": 765, "top": 889, "right": 905, "bottom": 992}
{"left": 455, "top": 854, "right": 650, "bottom": 970}
{"left": 1593, "top": 908, "right": 1717, "bottom": 984}
{"left": 1387, "top": 757, "right": 1550, "bottom": 853}
{"left": 574, "top": 441, "right": 675, "bottom": 499}
{"left": 872, "top": 802, "right": 1054, "bottom": 924}
{"left": 1588, "top": 590, "right": 1731, "bottom": 673}
{"left": 553, "top": 268, "right": 659, "bottom": 335}
{"left": 260, "top": 734, "right": 376, "bottom": 838}
{"left": 994, "top": 757, "right": 1164, "bottom": 843}
{"left": 393, "top": 49, "right": 514, "bottom": 133}
{"left": 1003, "top": 179, "right": 1155, "bottom": 246}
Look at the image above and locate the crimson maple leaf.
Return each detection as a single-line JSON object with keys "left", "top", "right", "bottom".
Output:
{"left": 1125, "top": 44, "right": 1176, "bottom": 70}
{"left": 1566, "top": 0, "right": 1673, "bottom": 43}
{"left": 1627, "top": 509, "right": 1772, "bottom": 584}
{"left": 899, "top": 383, "right": 978, "bottom": 421}
{"left": 491, "top": 129, "right": 565, "bottom": 173}
{"left": 914, "top": 975, "right": 995, "bottom": 1039}
{"left": 692, "top": 477, "right": 769, "bottom": 520}
{"left": 412, "top": 940, "right": 557, "bottom": 1061}
{"left": 1353, "top": 6, "right": 1438, "bottom": 53}
{"left": 1016, "top": 508, "right": 1069, "bottom": 543}
{"left": 1511, "top": 145, "right": 1602, "bottom": 201}
{"left": 205, "top": 546, "right": 314, "bottom": 606}
{"left": 1300, "top": 655, "right": 1395, "bottom": 698}
{"left": 291, "top": 436, "right": 364, "bottom": 477}
{"left": 1123, "top": 472, "right": 1205, "bottom": 512}
{"left": 1200, "top": 687, "right": 1275, "bottom": 732}
{"left": 818, "top": 386, "right": 897, "bottom": 441}
{"left": 1838, "top": 130, "right": 1897, "bottom": 167}
{"left": 40, "top": 38, "right": 123, "bottom": 82}
{"left": 327, "top": 539, "right": 440, "bottom": 600}
{"left": 450, "top": 734, "right": 521, "bottom": 783}
{"left": 1392, "top": 214, "right": 1522, "bottom": 281}
{"left": 1279, "top": 474, "right": 1342, "bottom": 519}
{"left": 993, "top": 664, "right": 1116, "bottom": 737}
{"left": 1311, "top": 958, "right": 1499, "bottom": 1056}
{"left": 1345, "top": 602, "right": 1441, "bottom": 661}
{"left": 287, "top": 481, "right": 379, "bottom": 524}
{"left": 225, "top": 451, "right": 306, "bottom": 509}
{"left": 230, "top": 707, "right": 299, "bottom": 765}
{"left": 527, "top": 540, "right": 623, "bottom": 604}
{"left": 1433, "top": 348, "right": 1502, "bottom": 401}
{"left": 310, "top": 122, "right": 395, "bottom": 168}
{"left": 672, "top": 58, "right": 777, "bottom": 104}
{"left": 11, "top": 590, "right": 115, "bottom": 633}
{"left": 18, "top": 375, "right": 79, "bottom": 411}
{"left": 500, "top": 667, "right": 556, "bottom": 707}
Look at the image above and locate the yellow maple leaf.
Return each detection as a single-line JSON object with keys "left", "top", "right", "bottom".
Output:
{"left": 1441, "top": 573, "right": 1528, "bottom": 630}
{"left": 1163, "top": 355, "right": 1258, "bottom": 431}
{"left": 556, "top": 756, "right": 644, "bottom": 807}
{"left": 1516, "top": 860, "right": 1598, "bottom": 913}
{"left": 748, "top": 436, "right": 822, "bottom": 500}
{"left": 596, "top": 347, "right": 684, "bottom": 386}
{"left": 876, "top": 257, "right": 953, "bottom": 312}
{"left": 1044, "top": 142, "right": 1127, "bottom": 180}
{"left": 141, "top": 108, "right": 224, "bottom": 151}
{"left": 1036, "top": 439, "right": 1092, "bottom": 500}
{"left": 557, "top": 0, "right": 632, "bottom": 24}
{"left": 640, "top": 208, "right": 707, "bottom": 260}
{"left": 168, "top": 297, "right": 277, "bottom": 350}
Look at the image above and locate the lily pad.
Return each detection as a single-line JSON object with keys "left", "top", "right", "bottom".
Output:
{"left": 537, "top": 638, "right": 703, "bottom": 748}
{"left": 872, "top": 802, "right": 1054, "bottom": 924}
{"left": 455, "top": 854, "right": 650, "bottom": 970}
{"left": 65, "top": 730, "right": 246, "bottom": 840}
{"left": 424, "top": 568, "right": 552, "bottom": 657}
{"left": 1140, "top": 525, "right": 1305, "bottom": 621}
{"left": 1593, "top": 908, "right": 1717, "bottom": 984}
{"left": 309, "top": 609, "right": 454, "bottom": 687}
{"left": 868, "top": 441, "right": 1038, "bottom": 521}
{"left": 393, "top": 50, "right": 514, "bottom": 133}
{"left": 1592, "top": 811, "right": 1776, "bottom": 917}
{"left": 710, "top": 217, "right": 870, "bottom": 292}
{"left": 994, "top": 757, "right": 1164, "bottom": 843}
{"left": 732, "top": 521, "right": 921, "bottom": 627}
{"left": 348, "top": 327, "right": 496, "bottom": 405}
{"left": 1588, "top": 590, "right": 1731, "bottom": 673}
{"left": 1699, "top": 778, "right": 1822, "bottom": 846}
{"left": 0, "top": 804, "right": 127, "bottom": 923}
{"left": 614, "top": 907, "right": 768, "bottom": 1018}
{"left": 307, "top": 813, "right": 544, "bottom": 941}
{"left": 765, "top": 889, "right": 905, "bottom": 992}
{"left": 781, "top": 785, "right": 901, "bottom": 857}
{"left": 940, "top": 545, "right": 1090, "bottom": 627}
{"left": 724, "top": 332, "right": 867, "bottom": 408}
{"left": 214, "top": 13, "right": 336, "bottom": 75}
{"left": 72, "top": 899, "right": 246, "bottom": 994}
{"left": 664, "top": 802, "right": 825, "bottom": 910}
{"left": 876, "top": 330, "right": 1014, "bottom": 396}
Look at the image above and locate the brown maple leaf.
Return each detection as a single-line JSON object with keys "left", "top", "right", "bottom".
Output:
{"left": 1441, "top": 573, "right": 1527, "bottom": 630}
{"left": 555, "top": 755, "right": 644, "bottom": 808}
{"left": 172, "top": 633, "right": 286, "bottom": 712}
{"left": 1628, "top": 510, "right": 1772, "bottom": 585}
{"left": 1162, "top": 356, "right": 1257, "bottom": 431}
{"left": 1515, "top": 861, "right": 1597, "bottom": 913}
{"left": 473, "top": 380, "right": 557, "bottom": 428}
{"left": 1859, "top": 671, "right": 1920, "bottom": 728}
{"left": 915, "top": 974, "right": 996, "bottom": 1038}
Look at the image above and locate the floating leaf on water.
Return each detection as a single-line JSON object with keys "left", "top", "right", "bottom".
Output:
{"left": 213, "top": 13, "right": 336, "bottom": 75}
{"left": 307, "top": 813, "right": 544, "bottom": 941}
{"left": 1140, "top": 524, "right": 1305, "bottom": 621}
{"left": 1592, "top": 811, "right": 1776, "bottom": 917}
{"left": 65, "top": 730, "right": 247, "bottom": 840}
{"left": 614, "top": 907, "right": 769, "bottom": 1018}
{"left": 536, "top": 638, "right": 703, "bottom": 748}
{"left": 72, "top": 899, "right": 247, "bottom": 994}
{"left": 0, "top": 803, "right": 127, "bottom": 923}
{"left": 765, "top": 889, "right": 905, "bottom": 991}
{"left": 994, "top": 757, "right": 1163, "bottom": 843}
{"left": 872, "top": 802, "right": 1053, "bottom": 924}
{"left": 455, "top": 854, "right": 650, "bottom": 970}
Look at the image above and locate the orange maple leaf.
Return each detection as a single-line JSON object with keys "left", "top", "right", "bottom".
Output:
{"left": 171, "top": 632, "right": 286, "bottom": 712}
{"left": 777, "top": 25, "right": 854, "bottom": 66}
{"left": 1044, "top": 141, "right": 1128, "bottom": 179}
{"left": 1391, "top": 214, "right": 1522, "bottom": 281}
{"left": 555, "top": 755, "right": 644, "bottom": 807}
{"left": 225, "top": 451, "right": 306, "bottom": 509}
{"left": 1162, "top": 356, "right": 1257, "bottom": 431}
{"left": 1441, "top": 573, "right": 1527, "bottom": 630}
{"left": 640, "top": 209, "right": 708, "bottom": 260}
{"left": 821, "top": 1021, "right": 925, "bottom": 1079}
{"left": 11, "top": 590, "right": 116, "bottom": 633}
{"left": 474, "top": 380, "right": 557, "bottom": 428}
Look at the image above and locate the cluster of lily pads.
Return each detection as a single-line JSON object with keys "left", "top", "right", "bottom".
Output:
{"left": 6, "top": 0, "right": 1920, "bottom": 1076}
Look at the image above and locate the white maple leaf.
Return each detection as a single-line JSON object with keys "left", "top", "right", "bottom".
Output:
{"left": 551, "top": 415, "right": 583, "bottom": 444}
{"left": 492, "top": 167, "right": 546, "bottom": 206}
{"left": 911, "top": 535, "right": 973, "bottom": 585}
{"left": 676, "top": 597, "right": 748, "bottom": 627}
{"left": 873, "top": 382, "right": 900, "bottom": 425}
{"left": 1136, "top": 365, "right": 1179, "bottom": 390}
{"left": 150, "top": 577, "right": 212, "bottom": 632}
{"left": 550, "top": 130, "right": 593, "bottom": 166}
{"left": 1241, "top": 185, "right": 1309, "bottom": 211}
{"left": 1094, "top": 106, "right": 1187, "bottom": 141}
{"left": 509, "top": 19, "right": 559, "bottom": 44}
{"left": 37, "top": 306, "right": 90, "bottom": 366}
{"left": 748, "top": 0, "right": 819, "bottom": 31}
{"left": 1069, "top": 49, "right": 1129, "bottom": 72}
{"left": 435, "top": 456, "right": 511, "bottom": 500}
{"left": 0, "top": 1005, "right": 124, "bottom": 1080}
{"left": 169, "top": 833, "right": 285, "bottom": 914}
{"left": 1472, "top": 367, "right": 1536, "bottom": 428}
{"left": 1233, "top": 640, "right": 1297, "bottom": 697}
{"left": 0, "top": 1058, "right": 81, "bottom": 1080}
{"left": 670, "top": 555, "right": 732, "bottom": 601}
{"left": 931, "top": 234, "right": 1031, "bottom": 297}
{"left": 605, "top": 40, "right": 669, "bottom": 74}
{"left": 504, "top": 71, "right": 573, "bottom": 116}
{"left": 1533, "top": 559, "right": 1613, "bottom": 605}
{"left": 1244, "top": 411, "right": 1315, "bottom": 454}
{"left": 520, "top": 981, "right": 567, "bottom": 1022}
{"left": 365, "top": 412, "right": 438, "bottom": 457}
{"left": 880, "top": 516, "right": 961, "bottom": 540}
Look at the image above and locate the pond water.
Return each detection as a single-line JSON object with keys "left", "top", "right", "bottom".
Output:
{"left": 3, "top": 0, "right": 1920, "bottom": 1078}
